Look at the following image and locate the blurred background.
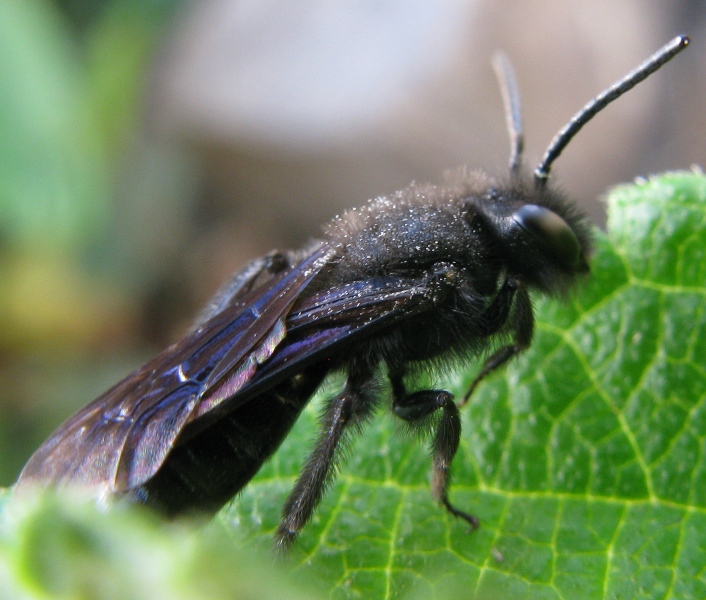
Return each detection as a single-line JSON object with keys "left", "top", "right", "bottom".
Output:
{"left": 0, "top": 0, "right": 704, "bottom": 485}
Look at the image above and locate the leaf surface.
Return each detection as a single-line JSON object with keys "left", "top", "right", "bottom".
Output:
{"left": 223, "top": 172, "right": 706, "bottom": 599}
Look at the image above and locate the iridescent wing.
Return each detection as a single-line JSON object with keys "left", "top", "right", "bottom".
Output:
{"left": 19, "top": 246, "right": 334, "bottom": 493}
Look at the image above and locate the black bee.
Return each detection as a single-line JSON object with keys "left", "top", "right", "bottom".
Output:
{"left": 18, "top": 36, "right": 689, "bottom": 550}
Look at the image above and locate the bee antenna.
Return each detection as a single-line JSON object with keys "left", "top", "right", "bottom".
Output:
{"left": 534, "top": 35, "right": 690, "bottom": 188}
{"left": 493, "top": 51, "right": 524, "bottom": 177}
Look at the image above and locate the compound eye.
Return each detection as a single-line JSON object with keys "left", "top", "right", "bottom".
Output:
{"left": 512, "top": 204, "right": 582, "bottom": 270}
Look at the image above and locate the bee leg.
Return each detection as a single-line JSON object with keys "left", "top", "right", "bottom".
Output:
{"left": 275, "top": 370, "right": 379, "bottom": 553}
{"left": 391, "top": 377, "right": 479, "bottom": 530}
{"left": 459, "top": 280, "right": 533, "bottom": 406}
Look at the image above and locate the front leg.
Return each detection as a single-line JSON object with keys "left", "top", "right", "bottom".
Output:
{"left": 460, "top": 278, "right": 533, "bottom": 406}
{"left": 391, "top": 374, "right": 479, "bottom": 530}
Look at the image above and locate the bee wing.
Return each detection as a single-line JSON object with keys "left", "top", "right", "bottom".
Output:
{"left": 194, "top": 273, "right": 441, "bottom": 418}
{"left": 18, "top": 245, "right": 335, "bottom": 493}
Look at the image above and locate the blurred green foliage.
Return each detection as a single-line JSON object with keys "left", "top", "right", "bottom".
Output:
{"left": 0, "top": 489, "right": 323, "bottom": 600}
{"left": 0, "top": 0, "right": 179, "bottom": 252}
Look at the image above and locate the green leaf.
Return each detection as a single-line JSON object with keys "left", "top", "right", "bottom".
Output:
{"left": 220, "top": 171, "right": 706, "bottom": 598}
{"left": 3, "top": 171, "right": 706, "bottom": 599}
{"left": 0, "top": 0, "right": 109, "bottom": 249}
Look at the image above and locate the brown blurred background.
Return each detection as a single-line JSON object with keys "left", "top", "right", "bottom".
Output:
{"left": 1, "top": 0, "right": 703, "bottom": 484}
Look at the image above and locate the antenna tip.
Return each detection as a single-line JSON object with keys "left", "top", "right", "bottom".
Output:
{"left": 667, "top": 35, "right": 690, "bottom": 57}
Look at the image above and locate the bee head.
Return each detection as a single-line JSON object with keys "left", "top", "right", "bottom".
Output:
{"left": 474, "top": 182, "right": 592, "bottom": 296}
